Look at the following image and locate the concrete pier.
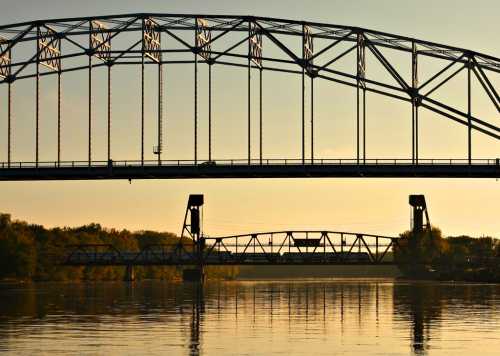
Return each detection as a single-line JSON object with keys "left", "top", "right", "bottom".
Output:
{"left": 183, "top": 268, "right": 205, "bottom": 283}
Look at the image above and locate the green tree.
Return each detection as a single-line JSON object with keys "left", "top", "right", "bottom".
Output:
{"left": 394, "top": 226, "right": 448, "bottom": 266}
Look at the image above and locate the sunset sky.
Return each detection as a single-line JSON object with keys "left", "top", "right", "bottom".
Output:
{"left": 0, "top": 0, "right": 498, "bottom": 238}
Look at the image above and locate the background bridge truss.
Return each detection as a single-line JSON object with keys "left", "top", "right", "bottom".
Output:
{"left": 64, "top": 230, "right": 397, "bottom": 266}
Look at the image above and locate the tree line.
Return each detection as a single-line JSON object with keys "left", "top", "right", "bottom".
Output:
{"left": 0, "top": 213, "right": 238, "bottom": 282}
{"left": 1, "top": 212, "right": 498, "bottom": 282}
{"left": 395, "top": 227, "right": 500, "bottom": 282}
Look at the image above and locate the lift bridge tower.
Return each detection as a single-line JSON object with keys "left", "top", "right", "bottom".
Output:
{"left": 181, "top": 194, "right": 206, "bottom": 282}
{"left": 409, "top": 195, "right": 431, "bottom": 235}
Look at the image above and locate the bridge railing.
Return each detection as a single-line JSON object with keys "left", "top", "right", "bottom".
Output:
{"left": 1, "top": 158, "right": 499, "bottom": 169}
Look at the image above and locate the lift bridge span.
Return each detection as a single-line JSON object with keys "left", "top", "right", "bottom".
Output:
{"left": 63, "top": 194, "right": 432, "bottom": 281}
{"left": 65, "top": 230, "right": 397, "bottom": 267}
{"left": 0, "top": 14, "right": 499, "bottom": 180}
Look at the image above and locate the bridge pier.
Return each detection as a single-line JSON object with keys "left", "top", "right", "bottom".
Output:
{"left": 124, "top": 264, "right": 135, "bottom": 282}
{"left": 183, "top": 268, "right": 206, "bottom": 283}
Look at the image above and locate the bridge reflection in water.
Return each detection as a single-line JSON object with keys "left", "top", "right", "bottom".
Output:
{"left": 1, "top": 281, "right": 500, "bottom": 355}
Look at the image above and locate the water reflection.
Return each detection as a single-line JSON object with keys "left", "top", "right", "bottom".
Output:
{"left": 393, "top": 284, "right": 443, "bottom": 354}
{"left": 0, "top": 280, "right": 499, "bottom": 355}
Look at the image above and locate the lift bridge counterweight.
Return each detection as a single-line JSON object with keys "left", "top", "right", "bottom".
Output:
{"left": 409, "top": 194, "right": 430, "bottom": 234}
{"left": 181, "top": 194, "right": 205, "bottom": 282}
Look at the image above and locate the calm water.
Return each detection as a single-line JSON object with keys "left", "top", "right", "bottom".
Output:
{"left": 0, "top": 279, "right": 499, "bottom": 355}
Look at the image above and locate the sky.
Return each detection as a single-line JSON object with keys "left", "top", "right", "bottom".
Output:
{"left": 0, "top": 0, "right": 498, "bottom": 238}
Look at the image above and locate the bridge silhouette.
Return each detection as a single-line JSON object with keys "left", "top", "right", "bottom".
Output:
{"left": 0, "top": 14, "right": 498, "bottom": 180}
{"left": 62, "top": 193, "right": 432, "bottom": 281}
{"left": 65, "top": 230, "right": 396, "bottom": 267}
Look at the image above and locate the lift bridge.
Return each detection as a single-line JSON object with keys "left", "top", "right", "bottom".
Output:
{"left": 64, "top": 194, "right": 431, "bottom": 281}
{"left": 0, "top": 14, "right": 499, "bottom": 180}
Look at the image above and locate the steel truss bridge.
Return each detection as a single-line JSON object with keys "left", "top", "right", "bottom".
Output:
{"left": 0, "top": 13, "right": 499, "bottom": 180}
{"left": 64, "top": 230, "right": 397, "bottom": 267}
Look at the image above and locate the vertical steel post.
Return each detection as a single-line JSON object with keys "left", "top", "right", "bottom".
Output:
{"left": 36, "top": 28, "right": 40, "bottom": 168}
{"left": 310, "top": 76, "right": 314, "bottom": 164}
{"left": 356, "top": 33, "right": 366, "bottom": 166}
{"left": 412, "top": 105, "right": 415, "bottom": 165}
{"left": 194, "top": 53, "right": 198, "bottom": 165}
{"left": 363, "top": 89, "right": 366, "bottom": 164}
{"left": 302, "top": 67, "right": 306, "bottom": 165}
{"left": 301, "top": 49, "right": 305, "bottom": 164}
{"left": 7, "top": 82, "right": 11, "bottom": 167}
{"left": 158, "top": 62, "right": 163, "bottom": 165}
{"left": 87, "top": 20, "right": 93, "bottom": 166}
{"left": 194, "top": 19, "right": 198, "bottom": 165}
{"left": 356, "top": 33, "right": 366, "bottom": 165}
{"left": 356, "top": 87, "right": 360, "bottom": 165}
{"left": 141, "top": 24, "right": 145, "bottom": 166}
{"left": 248, "top": 22, "right": 251, "bottom": 165}
{"left": 415, "top": 102, "right": 419, "bottom": 165}
{"left": 88, "top": 55, "right": 92, "bottom": 166}
{"left": 107, "top": 64, "right": 111, "bottom": 162}
{"left": 259, "top": 68, "right": 263, "bottom": 165}
{"left": 467, "top": 56, "right": 472, "bottom": 165}
{"left": 412, "top": 106, "right": 415, "bottom": 164}
{"left": 208, "top": 63, "right": 212, "bottom": 162}
{"left": 356, "top": 41, "right": 360, "bottom": 166}
{"left": 57, "top": 71, "right": 61, "bottom": 165}
{"left": 411, "top": 42, "right": 418, "bottom": 166}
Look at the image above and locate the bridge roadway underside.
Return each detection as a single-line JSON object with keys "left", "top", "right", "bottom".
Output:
{"left": 0, "top": 164, "right": 498, "bottom": 180}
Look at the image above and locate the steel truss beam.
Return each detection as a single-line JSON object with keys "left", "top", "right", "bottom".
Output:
{"left": 63, "top": 230, "right": 398, "bottom": 266}
{"left": 0, "top": 14, "right": 498, "bottom": 173}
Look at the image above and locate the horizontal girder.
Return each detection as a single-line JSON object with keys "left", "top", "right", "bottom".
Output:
{"left": 0, "top": 162, "right": 498, "bottom": 180}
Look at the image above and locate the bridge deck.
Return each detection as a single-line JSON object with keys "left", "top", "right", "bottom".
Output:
{"left": 1, "top": 161, "right": 498, "bottom": 180}
{"left": 63, "top": 252, "right": 394, "bottom": 266}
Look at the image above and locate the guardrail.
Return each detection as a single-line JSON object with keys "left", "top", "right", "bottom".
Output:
{"left": 1, "top": 158, "right": 499, "bottom": 169}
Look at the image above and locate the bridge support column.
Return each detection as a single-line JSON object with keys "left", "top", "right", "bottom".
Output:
{"left": 124, "top": 264, "right": 135, "bottom": 282}
{"left": 183, "top": 267, "right": 205, "bottom": 283}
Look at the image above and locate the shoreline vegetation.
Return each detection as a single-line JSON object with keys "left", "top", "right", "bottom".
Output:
{"left": 394, "top": 227, "right": 500, "bottom": 283}
{"left": 0, "top": 213, "right": 238, "bottom": 282}
{"left": 1, "top": 213, "right": 499, "bottom": 283}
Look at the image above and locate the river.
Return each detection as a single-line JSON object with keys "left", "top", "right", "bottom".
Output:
{"left": 0, "top": 279, "right": 499, "bottom": 355}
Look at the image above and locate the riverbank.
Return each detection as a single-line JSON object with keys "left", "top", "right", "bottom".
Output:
{"left": 394, "top": 264, "right": 500, "bottom": 283}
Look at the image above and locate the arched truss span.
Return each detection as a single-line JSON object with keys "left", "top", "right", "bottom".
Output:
{"left": 64, "top": 230, "right": 399, "bottom": 266}
{"left": 0, "top": 14, "right": 499, "bottom": 176}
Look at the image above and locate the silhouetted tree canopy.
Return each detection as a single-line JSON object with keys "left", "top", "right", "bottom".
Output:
{"left": 0, "top": 213, "right": 238, "bottom": 282}
{"left": 394, "top": 225, "right": 500, "bottom": 281}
